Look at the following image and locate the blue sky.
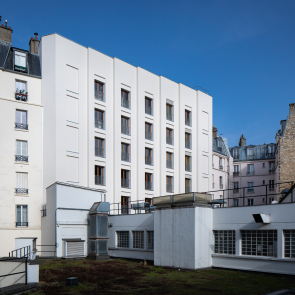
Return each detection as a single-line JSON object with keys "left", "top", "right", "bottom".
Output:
{"left": 2, "top": 0, "right": 295, "bottom": 147}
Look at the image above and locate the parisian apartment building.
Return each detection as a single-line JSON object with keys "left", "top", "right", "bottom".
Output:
{"left": 0, "top": 21, "right": 42, "bottom": 256}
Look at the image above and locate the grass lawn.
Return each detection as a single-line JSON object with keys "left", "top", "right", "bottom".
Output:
{"left": 27, "top": 259, "right": 295, "bottom": 295}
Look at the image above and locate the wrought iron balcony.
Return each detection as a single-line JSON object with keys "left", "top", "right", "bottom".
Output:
{"left": 233, "top": 172, "right": 239, "bottom": 177}
{"left": 15, "top": 122, "right": 28, "bottom": 130}
{"left": 15, "top": 92, "right": 28, "bottom": 101}
{"left": 121, "top": 178, "right": 130, "bottom": 188}
{"left": 267, "top": 152, "right": 275, "bottom": 157}
{"left": 247, "top": 171, "right": 255, "bottom": 176}
{"left": 166, "top": 184, "right": 173, "bottom": 193}
{"left": 15, "top": 188, "right": 28, "bottom": 194}
{"left": 145, "top": 181, "right": 153, "bottom": 190}
{"left": 233, "top": 188, "right": 239, "bottom": 193}
{"left": 269, "top": 186, "right": 275, "bottom": 191}
{"left": 217, "top": 147, "right": 222, "bottom": 152}
{"left": 95, "top": 91, "right": 104, "bottom": 101}
{"left": 220, "top": 184, "right": 224, "bottom": 189}
{"left": 95, "top": 119, "right": 105, "bottom": 129}
{"left": 166, "top": 112, "right": 173, "bottom": 121}
{"left": 16, "top": 222, "right": 28, "bottom": 227}
{"left": 95, "top": 148, "right": 105, "bottom": 157}
{"left": 185, "top": 118, "right": 191, "bottom": 126}
{"left": 247, "top": 188, "right": 254, "bottom": 193}
{"left": 185, "top": 163, "right": 191, "bottom": 172}
{"left": 269, "top": 169, "right": 275, "bottom": 174}
{"left": 166, "top": 160, "right": 173, "bottom": 169}
{"left": 145, "top": 131, "right": 153, "bottom": 141}
{"left": 121, "top": 99, "right": 130, "bottom": 109}
{"left": 167, "top": 137, "right": 173, "bottom": 145}
{"left": 185, "top": 140, "right": 191, "bottom": 149}
{"left": 185, "top": 186, "right": 191, "bottom": 193}
{"left": 95, "top": 176, "right": 104, "bottom": 185}
{"left": 15, "top": 155, "right": 28, "bottom": 162}
{"left": 212, "top": 183, "right": 215, "bottom": 188}
{"left": 121, "top": 125, "right": 130, "bottom": 135}
{"left": 121, "top": 152, "right": 130, "bottom": 162}
{"left": 145, "top": 156, "right": 152, "bottom": 165}
{"left": 145, "top": 106, "right": 152, "bottom": 115}
{"left": 219, "top": 165, "right": 223, "bottom": 170}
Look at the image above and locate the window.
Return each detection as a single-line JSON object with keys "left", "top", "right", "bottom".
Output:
{"left": 263, "top": 180, "right": 265, "bottom": 185}
{"left": 185, "top": 110, "right": 191, "bottom": 126}
{"left": 166, "top": 152, "right": 173, "bottom": 169}
{"left": 121, "top": 143, "right": 130, "bottom": 162}
{"left": 15, "top": 80, "right": 27, "bottom": 101}
{"left": 219, "top": 158, "right": 223, "bottom": 170}
{"left": 16, "top": 205, "right": 28, "bottom": 227}
{"left": 121, "top": 116, "right": 130, "bottom": 135}
{"left": 185, "top": 178, "right": 191, "bottom": 193}
{"left": 121, "top": 89, "right": 130, "bottom": 109}
{"left": 121, "top": 170, "right": 130, "bottom": 188}
{"left": 121, "top": 196, "right": 129, "bottom": 214}
{"left": 147, "top": 231, "right": 154, "bottom": 250}
{"left": 145, "top": 97, "right": 152, "bottom": 115}
{"left": 262, "top": 163, "right": 265, "bottom": 168}
{"left": 248, "top": 199, "right": 254, "bottom": 206}
{"left": 269, "top": 180, "right": 274, "bottom": 191}
{"left": 117, "top": 231, "right": 129, "bottom": 248}
{"left": 185, "top": 155, "right": 191, "bottom": 172}
{"left": 214, "top": 230, "right": 235, "bottom": 255}
{"left": 269, "top": 197, "right": 274, "bottom": 204}
{"left": 241, "top": 230, "right": 277, "bottom": 257}
{"left": 145, "top": 173, "right": 153, "bottom": 190}
{"left": 233, "top": 182, "right": 239, "bottom": 193}
{"left": 233, "top": 199, "right": 239, "bottom": 207}
{"left": 94, "top": 81, "right": 104, "bottom": 101}
{"left": 166, "top": 176, "right": 173, "bottom": 193}
{"left": 268, "top": 145, "right": 275, "bottom": 156}
{"left": 185, "top": 133, "right": 191, "bottom": 149}
{"left": 145, "top": 123, "right": 153, "bottom": 140}
{"left": 15, "top": 110, "right": 28, "bottom": 130}
{"left": 166, "top": 128, "right": 173, "bottom": 145}
{"left": 145, "top": 148, "right": 152, "bottom": 165}
{"left": 15, "top": 140, "right": 28, "bottom": 162}
{"left": 95, "top": 109, "right": 105, "bottom": 129}
{"left": 95, "top": 138, "right": 105, "bottom": 157}
{"left": 95, "top": 166, "right": 105, "bottom": 185}
{"left": 269, "top": 162, "right": 275, "bottom": 174}
{"left": 219, "top": 176, "right": 223, "bottom": 189}
{"left": 133, "top": 231, "right": 144, "bottom": 249}
{"left": 212, "top": 174, "right": 214, "bottom": 188}
{"left": 247, "top": 148, "right": 254, "bottom": 156}
{"left": 247, "top": 164, "right": 254, "bottom": 176}
{"left": 233, "top": 165, "right": 239, "bottom": 176}
{"left": 16, "top": 172, "right": 28, "bottom": 194}
{"left": 247, "top": 182, "right": 254, "bottom": 193}
{"left": 233, "top": 149, "right": 239, "bottom": 159}
{"left": 14, "top": 51, "right": 27, "bottom": 72}
{"left": 284, "top": 230, "right": 295, "bottom": 258}
{"left": 166, "top": 103, "right": 173, "bottom": 121}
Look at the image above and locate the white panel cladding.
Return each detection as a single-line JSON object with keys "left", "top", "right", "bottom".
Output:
{"left": 66, "top": 95, "right": 79, "bottom": 123}
{"left": 66, "top": 65, "right": 79, "bottom": 93}
{"left": 202, "top": 155, "right": 209, "bottom": 174}
{"left": 67, "top": 156, "right": 79, "bottom": 182}
{"left": 66, "top": 126, "right": 79, "bottom": 153}
{"left": 201, "top": 111, "right": 209, "bottom": 131}
{"left": 202, "top": 132, "right": 209, "bottom": 153}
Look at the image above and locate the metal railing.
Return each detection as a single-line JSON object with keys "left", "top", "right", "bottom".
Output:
{"left": 15, "top": 155, "right": 28, "bottom": 162}
{"left": 267, "top": 152, "right": 275, "bottom": 157}
{"left": 185, "top": 164, "right": 191, "bottom": 172}
{"left": 109, "top": 199, "right": 155, "bottom": 215}
{"left": 15, "top": 93, "right": 28, "bottom": 101}
{"left": 233, "top": 188, "right": 239, "bottom": 193}
{"left": 15, "top": 188, "right": 29, "bottom": 194}
{"left": 220, "top": 184, "right": 224, "bottom": 189}
{"left": 233, "top": 172, "right": 239, "bottom": 177}
{"left": 145, "top": 181, "right": 152, "bottom": 190}
{"left": 36, "top": 244, "right": 56, "bottom": 257}
{"left": 16, "top": 222, "right": 29, "bottom": 227}
{"left": 95, "top": 176, "right": 104, "bottom": 185}
{"left": 212, "top": 183, "right": 215, "bottom": 188}
{"left": 121, "top": 178, "right": 130, "bottom": 188}
{"left": 166, "top": 112, "right": 173, "bottom": 121}
{"left": 219, "top": 165, "right": 223, "bottom": 170}
{"left": 194, "top": 86, "right": 209, "bottom": 94}
{"left": 95, "top": 119, "right": 105, "bottom": 129}
{"left": 145, "top": 156, "right": 152, "bottom": 165}
{"left": 10, "top": 246, "right": 31, "bottom": 258}
{"left": 185, "top": 140, "right": 191, "bottom": 149}
{"left": 15, "top": 122, "right": 28, "bottom": 130}
{"left": 166, "top": 184, "right": 173, "bottom": 193}
{"left": 121, "top": 152, "right": 130, "bottom": 162}
{"left": 217, "top": 147, "right": 222, "bottom": 152}
{"left": 95, "top": 148, "right": 105, "bottom": 157}
{"left": 145, "top": 106, "right": 152, "bottom": 115}
{"left": 121, "top": 125, "right": 130, "bottom": 135}
{"left": 121, "top": 99, "right": 130, "bottom": 109}
{"left": 95, "top": 91, "right": 104, "bottom": 101}
{"left": 185, "top": 186, "right": 191, "bottom": 193}
{"left": 247, "top": 188, "right": 254, "bottom": 193}
{"left": 247, "top": 171, "right": 255, "bottom": 176}
{"left": 167, "top": 137, "right": 173, "bottom": 145}
{"left": 41, "top": 206, "right": 47, "bottom": 217}
{"left": 167, "top": 160, "right": 173, "bottom": 169}
{"left": 269, "top": 169, "right": 275, "bottom": 174}
{"left": 145, "top": 131, "right": 153, "bottom": 140}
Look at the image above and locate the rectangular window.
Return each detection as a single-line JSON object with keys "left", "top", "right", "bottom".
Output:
{"left": 166, "top": 152, "right": 173, "bottom": 169}
{"left": 133, "top": 231, "right": 144, "bottom": 249}
{"left": 185, "top": 110, "right": 191, "bottom": 126}
{"left": 147, "top": 231, "right": 154, "bottom": 250}
{"left": 233, "top": 165, "right": 239, "bottom": 176}
{"left": 233, "top": 199, "right": 239, "bottom": 207}
{"left": 284, "top": 230, "right": 295, "bottom": 258}
{"left": 15, "top": 80, "right": 27, "bottom": 101}
{"left": 121, "top": 170, "right": 130, "bottom": 188}
{"left": 247, "top": 182, "right": 254, "bottom": 193}
{"left": 117, "top": 231, "right": 129, "bottom": 248}
{"left": 121, "top": 89, "right": 130, "bottom": 109}
{"left": 95, "top": 138, "right": 105, "bottom": 157}
{"left": 166, "top": 176, "right": 173, "bottom": 193}
{"left": 185, "top": 133, "right": 191, "bottom": 149}
{"left": 234, "top": 182, "right": 239, "bottom": 193}
{"left": 214, "top": 230, "right": 235, "bottom": 255}
{"left": 219, "top": 158, "right": 223, "bottom": 170}
{"left": 145, "top": 148, "right": 152, "bottom": 165}
{"left": 121, "top": 116, "right": 130, "bottom": 135}
{"left": 247, "top": 164, "right": 255, "bottom": 176}
{"left": 247, "top": 148, "right": 254, "bottom": 156}
{"left": 185, "top": 155, "right": 191, "bottom": 172}
{"left": 145, "top": 173, "right": 153, "bottom": 190}
{"left": 268, "top": 145, "right": 275, "bottom": 156}
{"left": 15, "top": 110, "right": 28, "bottom": 130}
{"left": 145, "top": 97, "right": 152, "bottom": 115}
{"left": 15, "top": 140, "right": 28, "bottom": 162}
{"left": 94, "top": 81, "right": 104, "bottom": 101}
{"left": 121, "top": 196, "right": 129, "bottom": 214}
{"left": 16, "top": 172, "right": 28, "bottom": 194}
{"left": 16, "top": 205, "right": 28, "bottom": 227}
{"left": 269, "top": 162, "right": 275, "bottom": 174}
{"left": 185, "top": 178, "right": 191, "bottom": 193}
{"left": 219, "top": 176, "right": 223, "bottom": 189}
{"left": 262, "top": 163, "right": 265, "bottom": 168}
{"left": 14, "top": 51, "right": 27, "bottom": 72}
{"left": 166, "top": 128, "right": 173, "bottom": 145}
{"left": 233, "top": 149, "right": 239, "bottom": 159}
{"left": 95, "top": 109, "right": 105, "bottom": 129}
{"left": 121, "top": 143, "right": 130, "bottom": 162}
{"left": 95, "top": 166, "right": 104, "bottom": 185}
{"left": 241, "top": 230, "right": 277, "bottom": 257}
{"left": 269, "top": 180, "right": 274, "bottom": 191}
{"left": 212, "top": 174, "right": 214, "bottom": 188}
{"left": 166, "top": 104, "right": 173, "bottom": 121}
{"left": 145, "top": 123, "right": 153, "bottom": 140}
{"left": 248, "top": 199, "right": 254, "bottom": 206}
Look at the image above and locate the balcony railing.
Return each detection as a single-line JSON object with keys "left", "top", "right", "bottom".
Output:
{"left": 15, "top": 155, "right": 28, "bottom": 162}
{"left": 145, "top": 156, "right": 152, "bottom": 165}
{"left": 121, "top": 125, "right": 130, "bottom": 135}
{"left": 121, "top": 99, "right": 130, "bottom": 109}
{"left": 121, "top": 178, "right": 130, "bottom": 188}
{"left": 95, "top": 148, "right": 105, "bottom": 157}
{"left": 219, "top": 165, "right": 223, "bottom": 170}
{"left": 212, "top": 183, "right": 215, "bottom": 188}
{"left": 185, "top": 118, "right": 191, "bottom": 126}
{"left": 95, "top": 176, "right": 104, "bottom": 185}
{"left": 15, "top": 188, "right": 28, "bottom": 194}
{"left": 269, "top": 169, "right": 275, "bottom": 174}
{"left": 95, "top": 119, "right": 105, "bottom": 129}
{"left": 95, "top": 91, "right": 104, "bottom": 101}
{"left": 166, "top": 112, "right": 173, "bottom": 121}
{"left": 15, "top": 123, "right": 28, "bottom": 130}
{"left": 185, "top": 164, "right": 191, "bottom": 172}
{"left": 247, "top": 171, "right": 255, "bottom": 176}
{"left": 233, "top": 171, "right": 239, "bottom": 177}
{"left": 267, "top": 152, "right": 275, "bottom": 157}
{"left": 15, "top": 92, "right": 28, "bottom": 101}
{"left": 217, "top": 147, "right": 222, "bottom": 152}
{"left": 145, "top": 181, "right": 152, "bottom": 190}
{"left": 145, "top": 106, "right": 152, "bottom": 115}
{"left": 233, "top": 188, "right": 239, "bottom": 193}
{"left": 185, "top": 140, "right": 191, "bottom": 149}
{"left": 247, "top": 188, "right": 254, "bottom": 193}
{"left": 145, "top": 131, "right": 153, "bottom": 141}
{"left": 185, "top": 186, "right": 191, "bottom": 193}
{"left": 167, "top": 137, "right": 173, "bottom": 145}
{"left": 220, "top": 184, "right": 223, "bottom": 189}
{"left": 121, "top": 152, "right": 130, "bottom": 162}
{"left": 269, "top": 186, "right": 275, "bottom": 191}
{"left": 167, "top": 160, "right": 173, "bottom": 169}
{"left": 166, "top": 184, "right": 173, "bottom": 193}
{"left": 16, "top": 222, "right": 28, "bottom": 227}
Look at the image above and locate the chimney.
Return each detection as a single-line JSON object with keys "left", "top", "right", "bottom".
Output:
{"left": 29, "top": 33, "right": 40, "bottom": 54}
{"left": 289, "top": 103, "right": 295, "bottom": 117}
{"left": 213, "top": 126, "right": 218, "bottom": 138}
{"left": 239, "top": 134, "right": 246, "bottom": 147}
{"left": 0, "top": 17, "right": 13, "bottom": 45}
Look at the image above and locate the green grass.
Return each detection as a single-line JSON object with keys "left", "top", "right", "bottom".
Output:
{"left": 29, "top": 259, "right": 295, "bottom": 295}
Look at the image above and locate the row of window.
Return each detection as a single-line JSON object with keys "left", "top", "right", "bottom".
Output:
{"left": 233, "top": 180, "right": 275, "bottom": 193}
{"left": 215, "top": 230, "right": 295, "bottom": 258}
{"left": 233, "top": 145, "right": 275, "bottom": 159}
{"left": 212, "top": 156, "right": 225, "bottom": 171}
{"left": 233, "top": 162, "right": 275, "bottom": 177}
{"left": 117, "top": 230, "right": 154, "bottom": 250}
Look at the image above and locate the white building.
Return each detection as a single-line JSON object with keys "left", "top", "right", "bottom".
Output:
{"left": 39, "top": 33, "right": 213, "bottom": 212}
{"left": 0, "top": 22, "right": 42, "bottom": 256}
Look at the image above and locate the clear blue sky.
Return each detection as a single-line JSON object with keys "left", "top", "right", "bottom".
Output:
{"left": 2, "top": 0, "right": 295, "bottom": 147}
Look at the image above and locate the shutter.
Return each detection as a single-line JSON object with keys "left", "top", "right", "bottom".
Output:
{"left": 66, "top": 241, "right": 84, "bottom": 257}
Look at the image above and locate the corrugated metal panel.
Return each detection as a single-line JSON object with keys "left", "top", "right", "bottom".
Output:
{"left": 66, "top": 241, "right": 84, "bottom": 257}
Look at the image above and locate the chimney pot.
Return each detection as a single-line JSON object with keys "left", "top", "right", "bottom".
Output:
{"left": 5, "top": 20, "right": 7, "bottom": 28}
{"left": 29, "top": 33, "right": 40, "bottom": 54}
{"left": 34, "top": 32, "right": 38, "bottom": 40}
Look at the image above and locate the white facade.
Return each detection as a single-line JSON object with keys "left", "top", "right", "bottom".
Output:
{"left": 40, "top": 34, "right": 213, "bottom": 210}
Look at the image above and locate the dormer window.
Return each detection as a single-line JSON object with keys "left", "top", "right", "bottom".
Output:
{"left": 247, "top": 148, "right": 254, "bottom": 156}
{"left": 233, "top": 149, "right": 239, "bottom": 159}
{"left": 14, "top": 51, "right": 27, "bottom": 72}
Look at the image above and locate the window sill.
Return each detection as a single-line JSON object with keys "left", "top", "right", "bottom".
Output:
{"left": 14, "top": 128, "right": 29, "bottom": 132}
{"left": 15, "top": 162, "right": 29, "bottom": 165}
{"left": 109, "top": 247, "right": 153, "bottom": 253}
{"left": 212, "top": 253, "right": 295, "bottom": 262}
{"left": 15, "top": 194, "right": 29, "bottom": 197}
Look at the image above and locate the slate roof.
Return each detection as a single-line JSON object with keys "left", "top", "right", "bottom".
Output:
{"left": 213, "top": 137, "right": 229, "bottom": 157}
{"left": 0, "top": 43, "right": 10, "bottom": 67}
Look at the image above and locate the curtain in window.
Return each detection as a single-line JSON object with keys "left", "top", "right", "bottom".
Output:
{"left": 15, "top": 81, "right": 26, "bottom": 92}
{"left": 16, "top": 141, "right": 27, "bottom": 156}
{"left": 15, "top": 52, "right": 26, "bottom": 68}
{"left": 22, "top": 205, "right": 28, "bottom": 222}
{"left": 16, "top": 173, "right": 28, "bottom": 188}
{"left": 16, "top": 110, "right": 27, "bottom": 124}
